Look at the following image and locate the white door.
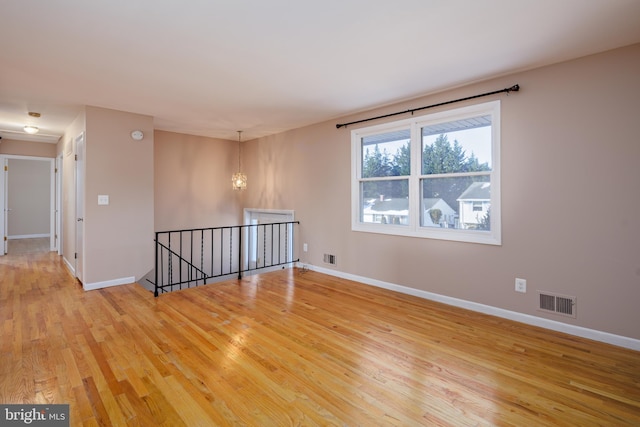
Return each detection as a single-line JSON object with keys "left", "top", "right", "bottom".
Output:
{"left": 75, "top": 133, "right": 85, "bottom": 283}
{"left": 0, "top": 157, "right": 6, "bottom": 255}
{"left": 244, "top": 209, "right": 294, "bottom": 274}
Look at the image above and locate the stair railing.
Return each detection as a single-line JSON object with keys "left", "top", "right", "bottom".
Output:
{"left": 152, "top": 221, "right": 299, "bottom": 296}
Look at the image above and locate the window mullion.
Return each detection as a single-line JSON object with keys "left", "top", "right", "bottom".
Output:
{"left": 408, "top": 122, "right": 421, "bottom": 230}
{"left": 421, "top": 171, "right": 491, "bottom": 180}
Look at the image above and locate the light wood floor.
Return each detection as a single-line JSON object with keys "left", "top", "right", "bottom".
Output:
{"left": 6, "top": 237, "right": 50, "bottom": 254}
{"left": 1, "top": 252, "right": 639, "bottom": 426}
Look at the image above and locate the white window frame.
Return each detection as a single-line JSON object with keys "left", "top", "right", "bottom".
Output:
{"left": 351, "top": 100, "right": 501, "bottom": 245}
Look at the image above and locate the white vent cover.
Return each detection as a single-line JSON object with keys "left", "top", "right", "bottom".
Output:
{"left": 323, "top": 254, "right": 337, "bottom": 265}
{"left": 538, "top": 291, "right": 577, "bottom": 318}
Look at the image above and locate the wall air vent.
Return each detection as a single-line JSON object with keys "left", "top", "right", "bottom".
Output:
{"left": 323, "top": 254, "right": 337, "bottom": 265}
{"left": 538, "top": 291, "right": 577, "bottom": 318}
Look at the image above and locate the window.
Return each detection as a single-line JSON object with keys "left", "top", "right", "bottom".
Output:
{"left": 351, "top": 101, "right": 500, "bottom": 245}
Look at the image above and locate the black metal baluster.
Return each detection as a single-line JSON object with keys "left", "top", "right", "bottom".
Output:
{"left": 238, "top": 226, "right": 242, "bottom": 279}
{"left": 168, "top": 233, "right": 173, "bottom": 291}
{"left": 229, "top": 227, "right": 233, "bottom": 276}
{"left": 200, "top": 229, "right": 204, "bottom": 286}
{"left": 262, "top": 224, "right": 266, "bottom": 269}
{"left": 286, "top": 223, "right": 289, "bottom": 263}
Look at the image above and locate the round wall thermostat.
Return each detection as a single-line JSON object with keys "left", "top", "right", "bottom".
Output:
{"left": 131, "top": 130, "right": 144, "bottom": 140}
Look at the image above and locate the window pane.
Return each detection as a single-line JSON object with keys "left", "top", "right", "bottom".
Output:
{"left": 361, "top": 180, "right": 409, "bottom": 225}
{"left": 422, "top": 116, "right": 492, "bottom": 174}
{"left": 421, "top": 175, "right": 490, "bottom": 230}
{"left": 362, "top": 129, "right": 410, "bottom": 178}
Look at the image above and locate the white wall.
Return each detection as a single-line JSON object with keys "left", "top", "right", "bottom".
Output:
{"left": 239, "top": 44, "right": 640, "bottom": 341}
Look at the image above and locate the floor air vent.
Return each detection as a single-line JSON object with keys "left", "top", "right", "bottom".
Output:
{"left": 538, "top": 291, "right": 577, "bottom": 318}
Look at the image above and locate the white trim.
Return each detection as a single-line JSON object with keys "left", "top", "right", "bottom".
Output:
{"left": 83, "top": 276, "right": 135, "bottom": 291}
{"left": 49, "top": 158, "right": 56, "bottom": 251}
{"left": 56, "top": 154, "right": 63, "bottom": 255}
{"left": 7, "top": 234, "right": 50, "bottom": 239}
{"left": 243, "top": 208, "right": 295, "bottom": 220}
{"left": 1, "top": 154, "right": 53, "bottom": 162}
{"left": 0, "top": 157, "right": 6, "bottom": 255}
{"left": 351, "top": 100, "right": 501, "bottom": 245}
{"left": 243, "top": 208, "right": 295, "bottom": 275}
{"left": 1, "top": 155, "right": 57, "bottom": 251}
{"left": 298, "top": 263, "right": 640, "bottom": 351}
{"left": 63, "top": 256, "right": 75, "bottom": 275}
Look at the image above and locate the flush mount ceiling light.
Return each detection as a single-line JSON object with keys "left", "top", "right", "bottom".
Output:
{"left": 232, "top": 130, "right": 247, "bottom": 191}
{"left": 24, "top": 111, "right": 41, "bottom": 134}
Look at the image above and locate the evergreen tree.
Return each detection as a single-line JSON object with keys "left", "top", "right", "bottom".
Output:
{"left": 477, "top": 208, "right": 491, "bottom": 231}
{"left": 362, "top": 144, "right": 402, "bottom": 199}
{"left": 392, "top": 142, "right": 411, "bottom": 176}
{"left": 422, "top": 134, "right": 488, "bottom": 174}
{"left": 422, "top": 134, "right": 491, "bottom": 214}
{"left": 363, "top": 144, "right": 392, "bottom": 178}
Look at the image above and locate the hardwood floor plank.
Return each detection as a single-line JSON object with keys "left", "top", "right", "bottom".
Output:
{"left": 1, "top": 252, "right": 640, "bottom": 425}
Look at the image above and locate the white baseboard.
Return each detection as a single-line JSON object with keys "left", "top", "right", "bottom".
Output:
{"left": 298, "top": 263, "right": 640, "bottom": 351}
{"left": 63, "top": 257, "right": 75, "bottom": 276}
{"left": 84, "top": 276, "right": 136, "bottom": 291}
{"left": 8, "top": 234, "right": 50, "bottom": 239}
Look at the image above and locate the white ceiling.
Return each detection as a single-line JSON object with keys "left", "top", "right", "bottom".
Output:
{"left": 1, "top": 0, "right": 640, "bottom": 144}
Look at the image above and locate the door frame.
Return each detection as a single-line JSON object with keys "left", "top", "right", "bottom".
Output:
{"left": 74, "top": 132, "right": 85, "bottom": 283}
{"left": 243, "top": 208, "right": 295, "bottom": 274}
{"left": 0, "top": 157, "right": 6, "bottom": 255}
{"left": 0, "top": 154, "right": 56, "bottom": 255}
{"left": 56, "top": 154, "right": 63, "bottom": 256}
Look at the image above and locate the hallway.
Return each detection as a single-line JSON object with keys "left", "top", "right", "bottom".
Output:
{"left": 6, "top": 237, "right": 50, "bottom": 255}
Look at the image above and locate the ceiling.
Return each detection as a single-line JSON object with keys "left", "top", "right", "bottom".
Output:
{"left": 1, "top": 1, "right": 640, "bottom": 144}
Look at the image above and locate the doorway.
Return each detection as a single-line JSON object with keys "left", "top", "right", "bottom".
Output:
{"left": 243, "top": 209, "right": 295, "bottom": 275}
{"left": 0, "top": 155, "right": 56, "bottom": 256}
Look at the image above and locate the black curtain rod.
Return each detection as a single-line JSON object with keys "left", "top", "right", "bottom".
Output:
{"left": 336, "top": 84, "right": 520, "bottom": 129}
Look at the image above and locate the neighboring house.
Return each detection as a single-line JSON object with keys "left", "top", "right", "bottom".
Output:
{"left": 422, "top": 198, "right": 457, "bottom": 228}
{"left": 363, "top": 198, "right": 409, "bottom": 225}
{"left": 363, "top": 197, "right": 455, "bottom": 227}
{"left": 457, "top": 182, "right": 491, "bottom": 229}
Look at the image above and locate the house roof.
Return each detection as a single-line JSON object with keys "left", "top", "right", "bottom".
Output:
{"left": 458, "top": 182, "right": 491, "bottom": 201}
{"left": 423, "top": 198, "right": 443, "bottom": 210}
{"left": 370, "top": 199, "right": 408, "bottom": 213}
{"left": 370, "top": 198, "right": 453, "bottom": 213}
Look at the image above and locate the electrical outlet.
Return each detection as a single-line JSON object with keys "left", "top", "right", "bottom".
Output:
{"left": 303, "top": 243, "right": 308, "bottom": 252}
{"left": 515, "top": 278, "right": 527, "bottom": 293}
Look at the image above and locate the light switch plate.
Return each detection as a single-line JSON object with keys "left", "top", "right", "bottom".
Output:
{"left": 98, "top": 195, "right": 109, "bottom": 205}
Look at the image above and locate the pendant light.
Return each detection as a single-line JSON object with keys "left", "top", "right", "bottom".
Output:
{"left": 232, "top": 130, "right": 247, "bottom": 190}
